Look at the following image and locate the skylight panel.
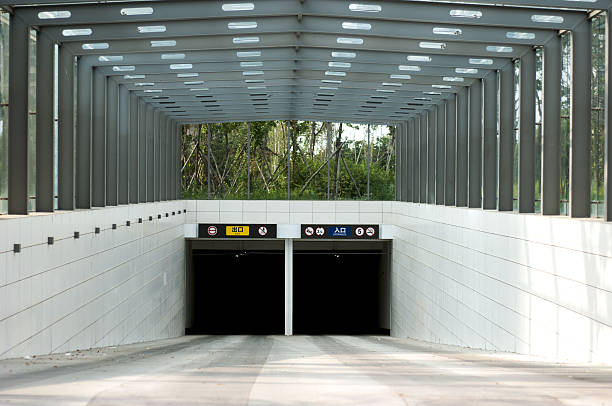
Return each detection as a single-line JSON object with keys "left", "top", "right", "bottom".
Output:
{"left": 151, "top": 40, "right": 176, "bottom": 47}
{"left": 443, "top": 76, "right": 464, "bottom": 82}
{"left": 82, "top": 43, "right": 109, "bottom": 50}
{"left": 486, "top": 45, "right": 513, "bottom": 53}
{"left": 337, "top": 37, "right": 364, "bottom": 45}
{"left": 349, "top": 4, "right": 382, "bottom": 12}
{"left": 433, "top": 27, "right": 462, "bottom": 36}
{"left": 531, "top": 15, "right": 564, "bottom": 23}
{"left": 398, "top": 65, "right": 421, "bottom": 71}
{"left": 137, "top": 25, "right": 166, "bottom": 33}
{"left": 328, "top": 62, "right": 351, "bottom": 68}
{"left": 450, "top": 9, "right": 482, "bottom": 19}
{"left": 62, "top": 28, "right": 92, "bottom": 36}
{"left": 390, "top": 74, "right": 411, "bottom": 80}
{"left": 222, "top": 3, "right": 255, "bottom": 11}
{"left": 228, "top": 22, "right": 258, "bottom": 29}
{"left": 38, "top": 11, "right": 71, "bottom": 19}
{"left": 161, "top": 53, "right": 186, "bottom": 60}
{"left": 469, "top": 58, "right": 493, "bottom": 65}
{"left": 170, "top": 64, "right": 193, "bottom": 69}
{"left": 113, "top": 66, "right": 136, "bottom": 72}
{"left": 325, "top": 71, "right": 347, "bottom": 76}
{"left": 124, "top": 75, "right": 145, "bottom": 79}
{"left": 121, "top": 7, "right": 153, "bottom": 16}
{"left": 419, "top": 41, "right": 446, "bottom": 49}
{"left": 455, "top": 68, "right": 478, "bottom": 74}
{"left": 342, "top": 22, "right": 372, "bottom": 30}
{"left": 332, "top": 51, "right": 357, "bottom": 58}
{"left": 233, "top": 37, "right": 260, "bottom": 44}
{"left": 237, "top": 51, "right": 261, "bottom": 57}
{"left": 506, "top": 32, "right": 536, "bottom": 39}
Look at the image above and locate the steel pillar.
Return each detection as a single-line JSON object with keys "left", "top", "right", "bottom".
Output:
{"left": 129, "top": 93, "right": 139, "bottom": 204}
{"left": 542, "top": 36, "right": 562, "bottom": 216}
{"left": 7, "top": 14, "right": 29, "bottom": 214}
{"left": 427, "top": 109, "right": 436, "bottom": 204}
{"left": 166, "top": 118, "right": 172, "bottom": 201}
{"left": 445, "top": 95, "right": 457, "bottom": 206}
{"left": 146, "top": 106, "right": 154, "bottom": 202}
{"left": 570, "top": 19, "right": 592, "bottom": 218}
{"left": 154, "top": 109, "right": 160, "bottom": 201}
{"left": 406, "top": 121, "right": 414, "bottom": 202}
{"left": 284, "top": 238, "right": 293, "bottom": 336}
{"left": 159, "top": 114, "right": 166, "bottom": 201}
{"left": 207, "top": 124, "right": 211, "bottom": 199}
{"left": 483, "top": 71, "right": 498, "bottom": 210}
{"left": 138, "top": 102, "right": 147, "bottom": 203}
{"left": 396, "top": 123, "right": 402, "bottom": 201}
{"left": 436, "top": 103, "right": 445, "bottom": 205}
{"left": 58, "top": 45, "right": 75, "bottom": 211}
{"left": 35, "top": 33, "right": 55, "bottom": 212}
{"left": 76, "top": 59, "right": 92, "bottom": 209}
{"left": 420, "top": 114, "right": 427, "bottom": 203}
{"left": 519, "top": 48, "right": 536, "bottom": 213}
{"left": 247, "top": 122, "right": 251, "bottom": 199}
{"left": 413, "top": 116, "right": 420, "bottom": 202}
{"left": 499, "top": 63, "right": 515, "bottom": 211}
{"left": 401, "top": 123, "right": 409, "bottom": 202}
{"left": 91, "top": 69, "right": 106, "bottom": 207}
{"left": 106, "top": 78, "right": 118, "bottom": 206}
{"left": 118, "top": 85, "right": 129, "bottom": 205}
{"left": 606, "top": 10, "right": 612, "bottom": 221}
{"left": 456, "top": 88, "right": 469, "bottom": 207}
{"left": 367, "top": 123, "right": 372, "bottom": 200}
{"left": 468, "top": 80, "right": 482, "bottom": 208}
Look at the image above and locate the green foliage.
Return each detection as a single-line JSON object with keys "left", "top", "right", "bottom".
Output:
{"left": 181, "top": 121, "right": 395, "bottom": 201}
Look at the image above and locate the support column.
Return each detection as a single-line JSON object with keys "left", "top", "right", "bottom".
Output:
{"left": 106, "top": 78, "right": 118, "bottom": 206}
{"left": 406, "top": 121, "right": 413, "bottom": 202}
{"left": 146, "top": 106, "right": 154, "bottom": 202}
{"left": 118, "top": 85, "right": 129, "bottom": 205}
{"left": 401, "top": 123, "right": 408, "bottom": 202}
{"left": 327, "top": 122, "right": 331, "bottom": 200}
{"left": 207, "top": 124, "right": 211, "bottom": 199}
{"left": 128, "top": 94, "right": 139, "bottom": 204}
{"left": 469, "top": 80, "right": 483, "bottom": 208}
{"left": 445, "top": 95, "right": 457, "bottom": 206}
{"left": 91, "top": 69, "right": 106, "bottom": 207}
{"left": 159, "top": 115, "right": 166, "bottom": 201}
{"left": 76, "top": 60, "right": 93, "bottom": 209}
{"left": 542, "top": 36, "right": 562, "bottom": 216}
{"left": 58, "top": 45, "right": 74, "bottom": 210}
{"left": 138, "top": 102, "right": 147, "bottom": 203}
{"left": 166, "top": 118, "right": 172, "bottom": 201}
{"left": 427, "top": 109, "right": 436, "bottom": 204}
{"left": 606, "top": 10, "right": 612, "bottom": 221}
{"left": 154, "top": 109, "right": 160, "bottom": 202}
{"left": 570, "top": 19, "right": 592, "bottom": 218}
{"left": 396, "top": 124, "right": 402, "bottom": 201}
{"left": 456, "top": 87, "right": 469, "bottom": 207}
{"left": 499, "top": 63, "right": 515, "bottom": 211}
{"left": 519, "top": 49, "right": 536, "bottom": 213}
{"left": 35, "top": 33, "right": 55, "bottom": 212}
{"left": 287, "top": 121, "right": 291, "bottom": 200}
{"left": 420, "top": 114, "right": 427, "bottom": 203}
{"left": 367, "top": 123, "right": 372, "bottom": 200}
{"left": 483, "top": 72, "right": 498, "bottom": 210}
{"left": 7, "top": 14, "right": 29, "bottom": 214}
{"left": 413, "top": 116, "right": 420, "bottom": 202}
{"left": 177, "top": 123, "right": 182, "bottom": 199}
{"left": 436, "top": 103, "right": 445, "bottom": 205}
{"left": 284, "top": 238, "right": 293, "bottom": 336}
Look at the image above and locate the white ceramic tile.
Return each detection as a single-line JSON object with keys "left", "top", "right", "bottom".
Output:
{"left": 359, "top": 201, "right": 384, "bottom": 213}
{"left": 243, "top": 212, "right": 267, "bottom": 223}
{"left": 289, "top": 201, "right": 313, "bottom": 213}
{"left": 220, "top": 211, "right": 243, "bottom": 223}
{"left": 196, "top": 212, "right": 220, "bottom": 223}
{"left": 244, "top": 200, "right": 266, "bottom": 212}
{"left": 267, "top": 212, "right": 290, "bottom": 224}
{"left": 359, "top": 212, "right": 383, "bottom": 224}
{"left": 335, "top": 200, "right": 359, "bottom": 213}
{"left": 313, "top": 212, "right": 335, "bottom": 223}
{"left": 313, "top": 201, "right": 335, "bottom": 213}
{"left": 196, "top": 200, "right": 220, "bottom": 212}
{"left": 290, "top": 212, "right": 313, "bottom": 224}
{"left": 335, "top": 212, "right": 360, "bottom": 223}
{"left": 266, "top": 200, "right": 290, "bottom": 212}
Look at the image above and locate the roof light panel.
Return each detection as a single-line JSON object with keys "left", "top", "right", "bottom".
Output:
{"left": 332, "top": 51, "right": 357, "bottom": 58}
{"left": 38, "top": 11, "right": 71, "bottom": 19}
{"left": 99, "top": 55, "right": 123, "bottom": 62}
{"left": 349, "top": 4, "right": 382, "bottom": 12}
{"left": 407, "top": 55, "right": 432, "bottom": 62}
{"left": 240, "top": 61, "right": 263, "bottom": 67}
{"left": 342, "top": 22, "right": 372, "bottom": 30}
{"left": 390, "top": 74, "right": 411, "bottom": 80}
{"left": 243, "top": 71, "right": 264, "bottom": 75}
{"left": 531, "top": 15, "right": 564, "bottom": 23}
{"left": 82, "top": 43, "right": 109, "bottom": 50}
{"left": 121, "top": 7, "right": 153, "bottom": 16}
{"left": 399, "top": 65, "right": 421, "bottom": 71}
{"left": 328, "top": 62, "right": 351, "bottom": 68}
{"left": 450, "top": 9, "right": 482, "bottom": 19}
{"left": 222, "top": 3, "right": 255, "bottom": 11}
{"left": 124, "top": 75, "right": 145, "bottom": 79}
{"left": 419, "top": 41, "right": 446, "bottom": 49}
{"left": 151, "top": 40, "right": 176, "bottom": 47}
{"left": 161, "top": 53, "right": 186, "bottom": 60}
{"left": 170, "top": 63, "right": 193, "bottom": 69}
{"left": 228, "top": 22, "right": 258, "bottom": 29}
{"left": 456, "top": 68, "right": 478, "bottom": 74}
{"left": 325, "top": 71, "right": 347, "bottom": 76}
{"left": 433, "top": 27, "right": 462, "bottom": 36}
{"left": 443, "top": 76, "right": 464, "bottom": 82}
{"left": 137, "top": 25, "right": 166, "bottom": 33}
{"left": 178, "top": 73, "right": 199, "bottom": 78}
{"left": 486, "top": 45, "right": 513, "bottom": 53}
{"left": 113, "top": 65, "right": 136, "bottom": 72}
{"left": 506, "top": 32, "right": 536, "bottom": 39}
{"left": 337, "top": 37, "right": 364, "bottom": 45}
{"left": 233, "top": 37, "right": 260, "bottom": 44}
{"left": 62, "top": 28, "right": 92, "bottom": 36}
{"left": 469, "top": 58, "right": 493, "bottom": 65}
{"left": 237, "top": 51, "right": 262, "bottom": 57}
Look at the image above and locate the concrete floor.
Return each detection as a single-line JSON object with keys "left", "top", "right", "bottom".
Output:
{"left": 1, "top": 336, "right": 612, "bottom": 405}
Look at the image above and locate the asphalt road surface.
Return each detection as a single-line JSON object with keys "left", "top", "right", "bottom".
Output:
{"left": 1, "top": 335, "right": 611, "bottom": 405}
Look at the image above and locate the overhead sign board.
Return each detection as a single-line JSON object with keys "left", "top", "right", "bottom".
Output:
{"left": 198, "top": 224, "right": 277, "bottom": 239}
{"left": 301, "top": 224, "right": 379, "bottom": 240}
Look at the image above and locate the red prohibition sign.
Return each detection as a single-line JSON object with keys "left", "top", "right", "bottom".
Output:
{"left": 366, "top": 227, "right": 375, "bottom": 237}
{"left": 207, "top": 226, "right": 218, "bottom": 236}
{"left": 305, "top": 226, "right": 314, "bottom": 236}
{"left": 258, "top": 226, "right": 268, "bottom": 236}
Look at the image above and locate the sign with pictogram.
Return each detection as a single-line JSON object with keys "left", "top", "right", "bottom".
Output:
{"left": 198, "top": 224, "right": 277, "bottom": 239}
{"left": 300, "top": 224, "right": 379, "bottom": 239}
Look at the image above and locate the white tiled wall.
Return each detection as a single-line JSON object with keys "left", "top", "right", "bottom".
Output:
{"left": 390, "top": 202, "right": 612, "bottom": 364}
{"left": 0, "top": 201, "right": 186, "bottom": 360}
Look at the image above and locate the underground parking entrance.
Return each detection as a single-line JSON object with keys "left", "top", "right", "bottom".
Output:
{"left": 185, "top": 238, "right": 391, "bottom": 336}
